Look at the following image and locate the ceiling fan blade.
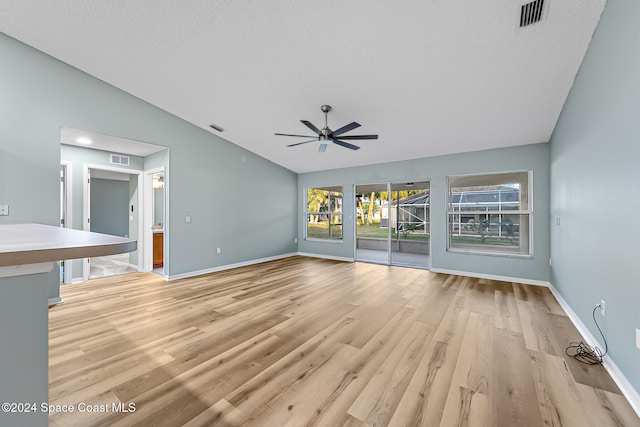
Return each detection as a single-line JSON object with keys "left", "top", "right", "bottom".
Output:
{"left": 275, "top": 132, "right": 318, "bottom": 138}
{"left": 301, "top": 120, "right": 322, "bottom": 135}
{"left": 330, "top": 121, "right": 360, "bottom": 137}
{"left": 286, "top": 139, "right": 318, "bottom": 147}
{"left": 319, "top": 143, "right": 328, "bottom": 153}
{"left": 332, "top": 138, "right": 360, "bottom": 151}
{"left": 336, "top": 134, "right": 379, "bottom": 140}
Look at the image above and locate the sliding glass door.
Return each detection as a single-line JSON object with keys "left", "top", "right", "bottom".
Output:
{"left": 355, "top": 181, "right": 430, "bottom": 268}
{"left": 389, "top": 182, "right": 430, "bottom": 268}
{"left": 355, "top": 184, "right": 390, "bottom": 264}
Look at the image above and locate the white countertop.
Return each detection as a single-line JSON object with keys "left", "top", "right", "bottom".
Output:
{"left": 0, "top": 223, "right": 137, "bottom": 267}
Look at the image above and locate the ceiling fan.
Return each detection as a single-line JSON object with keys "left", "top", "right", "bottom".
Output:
{"left": 275, "top": 105, "right": 378, "bottom": 152}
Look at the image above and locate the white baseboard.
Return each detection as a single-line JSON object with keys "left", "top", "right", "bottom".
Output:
{"left": 429, "top": 267, "right": 551, "bottom": 287}
{"left": 48, "top": 296, "right": 63, "bottom": 306}
{"left": 406, "top": 267, "right": 640, "bottom": 416}
{"left": 166, "top": 252, "right": 298, "bottom": 281}
{"left": 547, "top": 283, "right": 640, "bottom": 418}
{"left": 51, "top": 253, "right": 640, "bottom": 416}
{"left": 297, "top": 252, "right": 354, "bottom": 263}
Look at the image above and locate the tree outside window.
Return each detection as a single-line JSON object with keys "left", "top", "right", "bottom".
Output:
{"left": 306, "top": 187, "right": 343, "bottom": 241}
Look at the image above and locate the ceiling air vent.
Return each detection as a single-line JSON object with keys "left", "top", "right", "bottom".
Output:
{"left": 110, "top": 153, "right": 130, "bottom": 166}
{"left": 520, "top": 0, "right": 545, "bottom": 27}
{"left": 209, "top": 123, "right": 224, "bottom": 132}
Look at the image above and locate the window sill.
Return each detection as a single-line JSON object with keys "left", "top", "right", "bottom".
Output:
{"left": 305, "top": 238, "right": 343, "bottom": 244}
{"left": 446, "top": 248, "right": 533, "bottom": 259}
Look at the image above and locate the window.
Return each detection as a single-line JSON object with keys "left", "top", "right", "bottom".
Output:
{"left": 306, "top": 187, "right": 343, "bottom": 241}
{"left": 447, "top": 171, "right": 531, "bottom": 256}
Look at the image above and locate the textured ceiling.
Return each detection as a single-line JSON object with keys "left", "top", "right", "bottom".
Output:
{"left": 0, "top": 1, "right": 606, "bottom": 173}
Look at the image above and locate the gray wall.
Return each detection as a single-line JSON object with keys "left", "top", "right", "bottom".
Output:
{"left": 299, "top": 143, "right": 551, "bottom": 283}
{"left": 1, "top": 33, "right": 298, "bottom": 278}
{"left": 61, "top": 144, "right": 143, "bottom": 281}
{"left": 90, "top": 178, "right": 130, "bottom": 237}
{"left": 0, "top": 32, "right": 297, "bottom": 415}
{"left": 61, "top": 145, "right": 143, "bottom": 232}
{"left": 550, "top": 0, "right": 640, "bottom": 393}
{"left": 0, "top": 274, "right": 49, "bottom": 426}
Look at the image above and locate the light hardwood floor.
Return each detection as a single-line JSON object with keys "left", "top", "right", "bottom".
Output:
{"left": 49, "top": 256, "right": 640, "bottom": 426}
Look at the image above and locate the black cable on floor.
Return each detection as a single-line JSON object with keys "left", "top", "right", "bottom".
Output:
{"left": 565, "top": 305, "right": 608, "bottom": 365}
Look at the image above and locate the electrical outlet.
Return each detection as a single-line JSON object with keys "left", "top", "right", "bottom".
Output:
{"left": 599, "top": 300, "right": 606, "bottom": 316}
{"left": 185, "top": 215, "right": 191, "bottom": 223}
{"left": 0, "top": 205, "right": 9, "bottom": 216}
{"left": 636, "top": 329, "right": 640, "bottom": 350}
{"left": 216, "top": 248, "right": 221, "bottom": 254}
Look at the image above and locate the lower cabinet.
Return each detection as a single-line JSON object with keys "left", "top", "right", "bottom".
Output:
{"left": 153, "top": 232, "right": 163, "bottom": 268}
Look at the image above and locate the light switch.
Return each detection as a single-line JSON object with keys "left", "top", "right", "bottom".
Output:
{"left": 0, "top": 205, "right": 9, "bottom": 216}
{"left": 186, "top": 215, "right": 192, "bottom": 223}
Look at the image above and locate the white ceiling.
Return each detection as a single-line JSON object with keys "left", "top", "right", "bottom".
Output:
{"left": 60, "top": 127, "right": 167, "bottom": 157}
{"left": 0, "top": 1, "right": 606, "bottom": 173}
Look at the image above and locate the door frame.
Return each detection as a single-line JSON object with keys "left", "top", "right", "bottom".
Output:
{"left": 60, "top": 161, "right": 73, "bottom": 284}
{"left": 82, "top": 163, "right": 144, "bottom": 281}
{"left": 353, "top": 180, "right": 432, "bottom": 269}
{"left": 143, "top": 166, "right": 166, "bottom": 275}
{"left": 389, "top": 180, "right": 431, "bottom": 269}
{"left": 353, "top": 182, "right": 392, "bottom": 265}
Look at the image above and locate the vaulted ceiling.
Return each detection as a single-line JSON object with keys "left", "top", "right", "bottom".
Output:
{"left": 0, "top": 1, "right": 606, "bottom": 173}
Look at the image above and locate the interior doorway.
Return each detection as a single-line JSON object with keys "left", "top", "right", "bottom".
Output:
{"left": 355, "top": 181, "right": 430, "bottom": 268}
{"left": 83, "top": 165, "right": 143, "bottom": 280}
{"left": 144, "top": 168, "right": 165, "bottom": 276}
{"left": 60, "top": 126, "right": 169, "bottom": 283}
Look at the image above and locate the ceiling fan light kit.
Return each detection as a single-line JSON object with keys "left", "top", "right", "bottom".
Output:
{"left": 275, "top": 105, "right": 378, "bottom": 153}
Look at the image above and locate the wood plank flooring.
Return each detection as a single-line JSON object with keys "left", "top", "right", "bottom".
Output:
{"left": 48, "top": 256, "right": 640, "bottom": 426}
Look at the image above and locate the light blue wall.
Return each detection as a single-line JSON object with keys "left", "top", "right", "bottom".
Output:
{"left": 90, "top": 178, "right": 130, "bottom": 237}
{"left": 144, "top": 150, "right": 169, "bottom": 171}
{"left": 61, "top": 145, "right": 143, "bottom": 231}
{"left": 61, "top": 144, "right": 144, "bottom": 281}
{"left": 1, "top": 33, "right": 297, "bottom": 275}
{"left": 299, "top": 143, "right": 551, "bottom": 282}
{"left": 0, "top": 32, "right": 297, "bottom": 415}
{"left": 550, "top": 0, "right": 640, "bottom": 394}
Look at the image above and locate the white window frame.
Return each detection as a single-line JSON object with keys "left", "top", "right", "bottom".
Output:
{"left": 304, "top": 186, "right": 343, "bottom": 242}
{"left": 446, "top": 170, "right": 533, "bottom": 257}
